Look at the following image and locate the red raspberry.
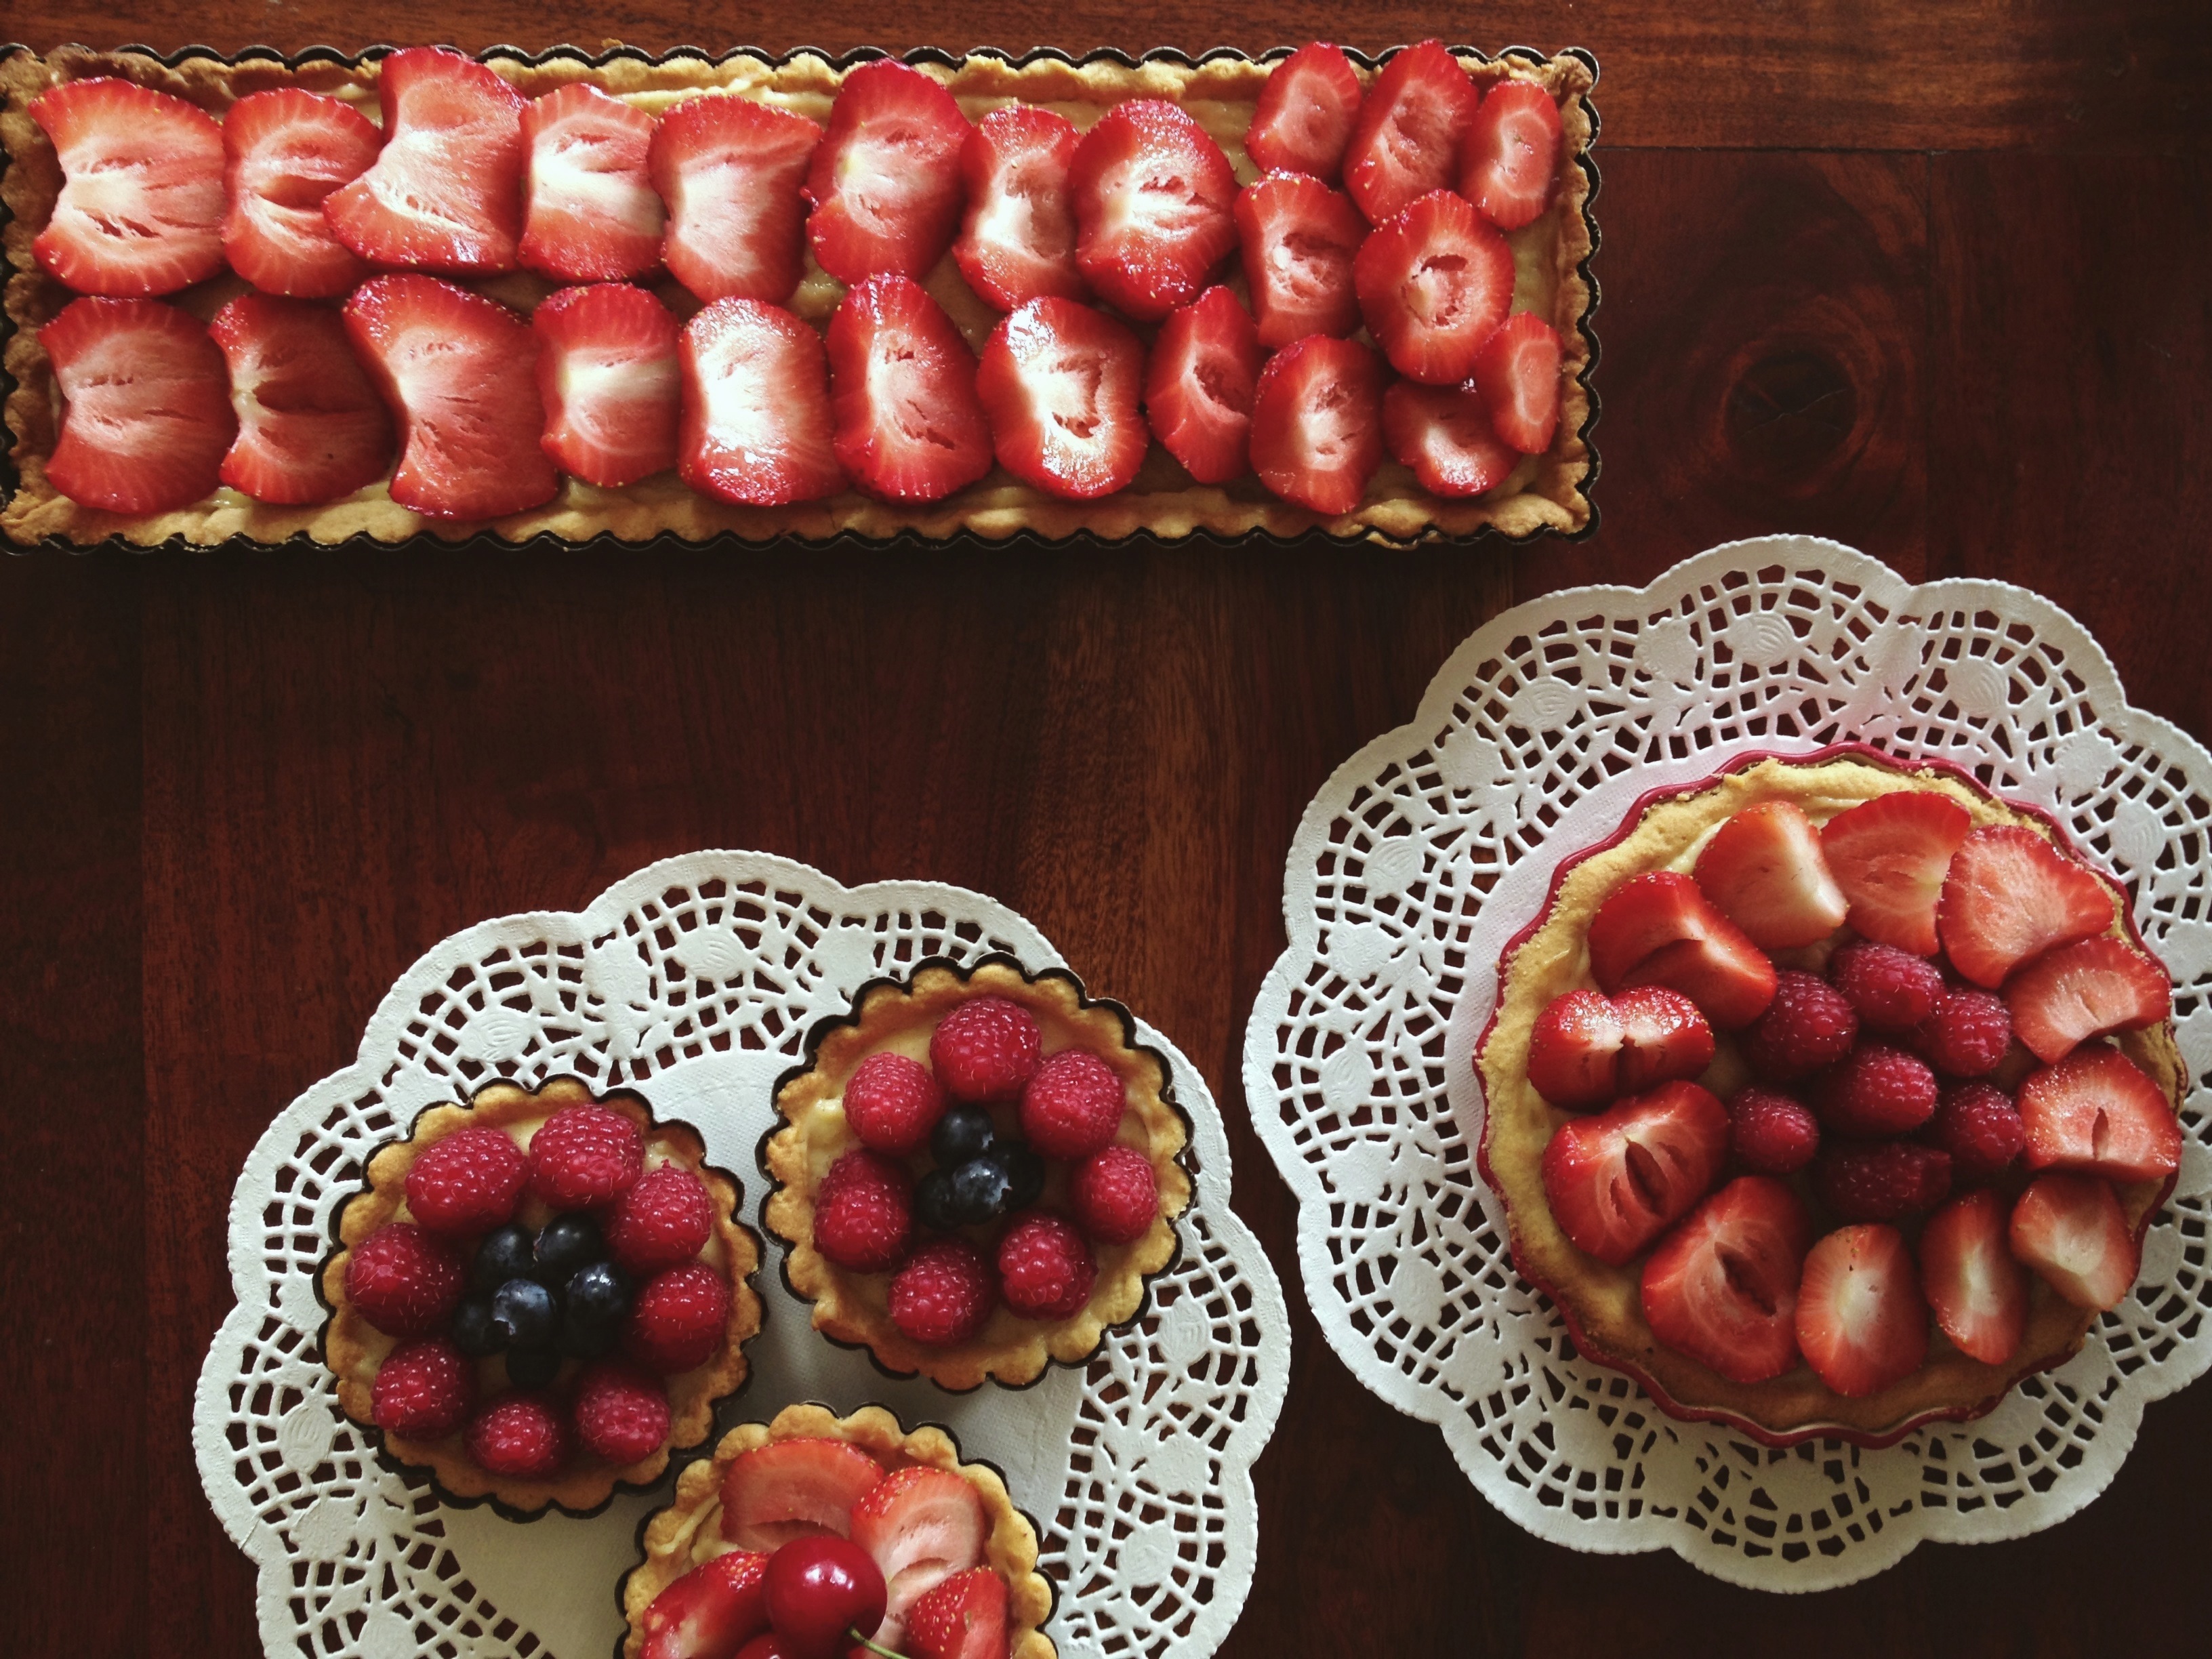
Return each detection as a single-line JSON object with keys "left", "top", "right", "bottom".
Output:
{"left": 571, "top": 1359, "right": 671, "bottom": 1465}
{"left": 1914, "top": 987, "right": 2013, "bottom": 1078}
{"left": 1744, "top": 970, "right": 1859, "bottom": 1082}
{"left": 1727, "top": 1087, "right": 1820, "bottom": 1175}
{"left": 844, "top": 1052, "right": 947, "bottom": 1155}
{"left": 371, "top": 1337, "right": 474, "bottom": 1440}
{"left": 623, "top": 1263, "right": 732, "bottom": 1374}
{"left": 527, "top": 1103, "right": 645, "bottom": 1211}
{"left": 1068, "top": 1145, "right": 1161, "bottom": 1244}
{"left": 1827, "top": 941, "right": 1944, "bottom": 1034}
{"left": 345, "top": 1223, "right": 465, "bottom": 1338}
{"left": 1816, "top": 1042, "right": 1938, "bottom": 1135}
{"left": 928, "top": 995, "right": 1044, "bottom": 1102}
{"left": 605, "top": 1165, "right": 715, "bottom": 1275}
{"left": 997, "top": 1211, "right": 1097, "bottom": 1319}
{"left": 1018, "top": 1048, "right": 1126, "bottom": 1160}
{"left": 403, "top": 1126, "right": 527, "bottom": 1237}
{"left": 1814, "top": 1139, "right": 1952, "bottom": 1223}
{"left": 464, "top": 1392, "right": 570, "bottom": 1479}
{"left": 813, "top": 1149, "right": 914, "bottom": 1273}
{"left": 1924, "top": 1081, "right": 2026, "bottom": 1179}
{"left": 888, "top": 1237, "right": 997, "bottom": 1346}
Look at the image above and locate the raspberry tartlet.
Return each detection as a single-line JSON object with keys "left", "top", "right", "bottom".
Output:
{"left": 321, "top": 1077, "right": 762, "bottom": 1513}
{"left": 1475, "top": 745, "right": 2188, "bottom": 1446}
{"left": 763, "top": 958, "right": 1192, "bottom": 1389}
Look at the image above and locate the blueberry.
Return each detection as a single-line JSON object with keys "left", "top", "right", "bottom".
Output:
{"left": 491, "top": 1276, "right": 559, "bottom": 1349}
{"left": 472, "top": 1223, "right": 536, "bottom": 1296}
{"left": 565, "top": 1260, "right": 632, "bottom": 1328}
{"left": 915, "top": 1168, "right": 961, "bottom": 1232}
{"left": 558, "top": 1303, "right": 623, "bottom": 1359}
{"left": 1000, "top": 1141, "right": 1046, "bottom": 1210}
{"left": 506, "top": 1343, "right": 562, "bottom": 1389}
{"left": 450, "top": 1294, "right": 506, "bottom": 1357}
{"left": 931, "top": 1103, "right": 998, "bottom": 1168}
{"left": 533, "top": 1213, "right": 606, "bottom": 1284}
{"left": 948, "top": 1154, "right": 1014, "bottom": 1225}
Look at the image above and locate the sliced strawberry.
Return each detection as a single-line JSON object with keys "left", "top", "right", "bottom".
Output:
{"left": 718, "top": 1437, "right": 886, "bottom": 1551}
{"left": 1589, "top": 870, "right": 1786, "bottom": 1028}
{"left": 209, "top": 293, "right": 394, "bottom": 505}
{"left": 1613, "top": 986, "right": 1717, "bottom": 1094}
{"left": 1234, "top": 172, "right": 1364, "bottom": 348}
{"left": 954, "top": 104, "right": 1085, "bottom": 310}
{"left": 1246, "top": 43, "right": 1364, "bottom": 184}
{"left": 40, "top": 298, "right": 233, "bottom": 514}
{"left": 806, "top": 61, "right": 970, "bottom": 283}
{"left": 1143, "top": 285, "right": 1262, "bottom": 485}
{"left": 678, "top": 299, "right": 846, "bottom": 507}
{"left": 1460, "top": 79, "right": 1564, "bottom": 231}
{"left": 1525, "top": 989, "right": 1625, "bottom": 1111}
{"left": 1248, "top": 334, "right": 1385, "bottom": 515}
{"left": 1068, "top": 99, "right": 1240, "bottom": 321}
{"left": 2009, "top": 1173, "right": 2139, "bottom": 1311}
{"left": 531, "top": 283, "right": 680, "bottom": 489}
{"left": 1795, "top": 1225, "right": 1929, "bottom": 1397}
{"left": 222, "top": 87, "right": 379, "bottom": 298}
{"left": 1818, "top": 790, "right": 1971, "bottom": 956}
{"left": 1622, "top": 934, "right": 1781, "bottom": 1031}
{"left": 325, "top": 47, "right": 528, "bottom": 274}
{"left": 1919, "top": 1189, "right": 2028, "bottom": 1366}
{"left": 849, "top": 1466, "right": 987, "bottom": 1645}
{"left": 649, "top": 94, "right": 822, "bottom": 304}
{"left": 30, "top": 78, "right": 225, "bottom": 297}
{"left": 903, "top": 1566, "right": 1007, "bottom": 1659}
{"left": 1938, "top": 825, "right": 2114, "bottom": 988}
{"left": 2003, "top": 936, "right": 2169, "bottom": 1064}
{"left": 2017, "top": 1045, "right": 2182, "bottom": 1181}
{"left": 1692, "top": 800, "right": 1849, "bottom": 951}
{"left": 1353, "top": 190, "right": 1516, "bottom": 386}
{"left": 1641, "top": 1175, "right": 1812, "bottom": 1385}
{"left": 1379, "top": 380, "right": 1519, "bottom": 498}
{"left": 1341, "top": 41, "right": 1479, "bottom": 226}
{"left": 975, "top": 297, "right": 1147, "bottom": 500}
{"left": 1538, "top": 1082, "right": 1730, "bottom": 1266}
{"left": 342, "top": 275, "right": 558, "bottom": 520}
{"left": 1469, "top": 312, "right": 1564, "bottom": 455}
{"left": 825, "top": 274, "right": 994, "bottom": 503}
{"left": 638, "top": 1550, "right": 771, "bottom": 1659}
{"left": 1587, "top": 872, "right": 1712, "bottom": 989}
{"left": 518, "top": 83, "right": 663, "bottom": 282}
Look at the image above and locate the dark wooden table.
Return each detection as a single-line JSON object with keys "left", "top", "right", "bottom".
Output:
{"left": 6, "top": 3, "right": 2209, "bottom": 1653}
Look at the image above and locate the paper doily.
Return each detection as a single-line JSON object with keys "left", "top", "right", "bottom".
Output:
{"left": 1243, "top": 537, "right": 2212, "bottom": 1592}
{"left": 194, "top": 853, "right": 1290, "bottom": 1658}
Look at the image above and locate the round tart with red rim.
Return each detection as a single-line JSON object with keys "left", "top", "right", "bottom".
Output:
{"left": 1475, "top": 745, "right": 2187, "bottom": 1446}
{"left": 321, "top": 1077, "right": 762, "bottom": 1513}
{"left": 762, "top": 956, "right": 1191, "bottom": 1389}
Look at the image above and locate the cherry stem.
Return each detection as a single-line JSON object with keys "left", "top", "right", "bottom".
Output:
{"left": 848, "top": 1629, "right": 906, "bottom": 1659}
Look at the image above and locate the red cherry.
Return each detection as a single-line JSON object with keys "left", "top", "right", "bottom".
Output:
{"left": 763, "top": 1536, "right": 887, "bottom": 1659}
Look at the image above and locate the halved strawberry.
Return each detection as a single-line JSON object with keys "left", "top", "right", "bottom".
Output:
{"left": 1587, "top": 872, "right": 1782, "bottom": 1029}
{"left": 342, "top": 275, "right": 558, "bottom": 520}
{"left": 806, "top": 61, "right": 970, "bottom": 284}
{"left": 222, "top": 87, "right": 379, "bottom": 298}
{"left": 1641, "top": 1175, "right": 1812, "bottom": 1385}
{"left": 1525, "top": 989, "right": 1625, "bottom": 1111}
{"left": 1938, "top": 825, "right": 2114, "bottom": 988}
{"left": 1614, "top": 986, "right": 1717, "bottom": 1094}
{"left": 2017, "top": 1045, "right": 2182, "bottom": 1181}
{"left": 954, "top": 104, "right": 1086, "bottom": 311}
{"left": 1068, "top": 99, "right": 1240, "bottom": 322}
{"left": 718, "top": 1437, "right": 885, "bottom": 1551}
{"left": 649, "top": 94, "right": 822, "bottom": 304}
{"left": 975, "top": 298, "right": 1147, "bottom": 500}
{"left": 518, "top": 83, "right": 663, "bottom": 283}
{"left": 849, "top": 1465, "right": 987, "bottom": 1646}
{"left": 1340, "top": 41, "right": 1479, "bottom": 226}
{"left": 826, "top": 274, "right": 994, "bottom": 503}
{"left": 903, "top": 1566, "right": 1007, "bottom": 1659}
{"left": 638, "top": 1550, "right": 771, "bottom": 1659}
{"left": 1469, "top": 312, "right": 1564, "bottom": 455}
{"left": 1234, "top": 172, "right": 1364, "bottom": 348}
{"left": 325, "top": 47, "right": 528, "bottom": 274}
{"left": 209, "top": 293, "right": 394, "bottom": 505}
{"left": 1379, "top": 380, "right": 1519, "bottom": 498}
{"left": 1538, "top": 1082, "right": 1730, "bottom": 1266}
{"left": 2004, "top": 936, "right": 2169, "bottom": 1063}
{"left": 1624, "top": 934, "right": 1782, "bottom": 1031}
{"left": 1143, "top": 285, "right": 1262, "bottom": 485}
{"left": 1245, "top": 43, "right": 1364, "bottom": 182}
{"left": 41, "top": 298, "right": 234, "bottom": 514}
{"left": 1692, "top": 800, "right": 1850, "bottom": 951}
{"left": 30, "top": 78, "right": 226, "bottom": 297}
{"left": 1460, "top": 79, "right": 1564, "bottom": 231}
{"left": 1248, "top": 334, "right": 1385, "bottom": 515}
{"left": 678, "top": 299, "right": 846, "bottom": 507}
{"left": 532, "top": 283, "right": 680, "bottom": 489}
{"left": 1919, "top": 1189, "right": 2028, "bottom": 1366}
{"left": 1354, "top": 190, "right": 1516, "bottom": 386}
{"left": 1818, "top": 790, "right": 1971, "bottom": 956}
{"left": 1799, "top": 1225, "right": 1932, "bottom": 1399}
{"left": 2009, "top": 1173, "right": 2139, "bottom": 1311}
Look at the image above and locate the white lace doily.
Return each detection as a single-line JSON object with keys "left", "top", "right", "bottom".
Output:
{"left": 194, "top": 853, "right": 1289, "bottom": 1658}
{"left": 1244, "top": 537, "right": 2212, "bottom": 1592}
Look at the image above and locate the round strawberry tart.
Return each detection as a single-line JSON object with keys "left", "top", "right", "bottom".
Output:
{"left": 321, "top": 1077, "right": 762, "bottom": 1512}
{"left": 762, "top": 958, "right": 1191, "bottom": 1389}
{"left": 1475, "top": 745, "right": 2187, "bottom": 1445}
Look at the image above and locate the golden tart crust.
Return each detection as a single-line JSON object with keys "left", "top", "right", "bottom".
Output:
{"left": 1, "top": 44, "right": 1595, "bottom": 550}
{"left": 321, "top": 1076, "right": 763, "bottom": 1514}
{"left": 764, "top": 958, "right": 1192, "bottom": 1390}
{"left": 619, "top": 1402, "right": 1056, "bottom": 1659}
{"left": 1476, "top": 748, "right": 2186, "bottom": 1446}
